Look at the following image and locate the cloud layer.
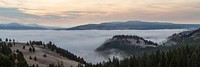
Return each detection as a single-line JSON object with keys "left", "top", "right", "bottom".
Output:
{"left": 0, "top": 29, "right": 186, "bottom": 63}
{"left": 0, "top": 0, "right": 200, "bottom": 27}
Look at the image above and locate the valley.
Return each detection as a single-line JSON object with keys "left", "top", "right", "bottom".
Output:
{"left": 1, "top": 0, "right": 199, "bottom": 66}
{"left": 0, "top": 29, "right": 184, "bottom": 63}
{"left": 1, "top": 28, "right": 200, "bottom": 67}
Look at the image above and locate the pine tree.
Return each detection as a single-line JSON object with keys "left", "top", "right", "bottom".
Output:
{"left": 29, "top": 56, "right": 32, "bottom": 60}
{"left": 5, "top": 38, "right": 8, "bottom": 42}
{"left": 34, "top": 56, "right": 37, "bottom": 61}
{"left": 29, "top": 47, "right": 32, "bottom": 52}
{"left": 23, "top": 45, "right": 25, "bottom": 49}
{"left": 36, "top": 64, "right": 39, "bottom": 67}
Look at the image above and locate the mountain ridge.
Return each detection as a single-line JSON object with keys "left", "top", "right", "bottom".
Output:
{"left": 65, "top": 21, "right": 200, "bottom": 30}
{"left": 163, "top": 28, "right": 200, "bottom": 46}
{"left": 0, "top": 39, "right": 85, "bottom": 67}
{"left": 0, "top": 22, "right": 61, "bottom": 30}
{"left": 95, "top": 28, "right": 200, "bottom": 57}
{"left": 95, "top": 35, "right": 158, "bottom": 57}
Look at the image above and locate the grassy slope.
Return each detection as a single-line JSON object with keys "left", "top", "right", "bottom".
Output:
{"left": 10, "top": 42, "right": 79, "bottom": 67}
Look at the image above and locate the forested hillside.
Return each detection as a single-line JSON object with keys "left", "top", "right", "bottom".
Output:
{"left": 0, "top": 41, "right": 29, "bottom": 67}
{"left": 82, "top": 45, "right": 200, "bottom": 67}
{"left": 95, "top": 35, "right": 158, "bottom": 56}
{"left": 0, "top": 38, "right": 86, "bottom": 67}
{"left": 164, "top": 28, "right": 200, "bottom": 46}
{"left": 83, "top": 28, "right": 200, "bottom": 67}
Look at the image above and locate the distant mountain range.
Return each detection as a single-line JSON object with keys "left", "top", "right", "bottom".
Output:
{"left": 0, "top": 22, "right": 60, "bottom": 30}
{"left": 1, "top": 21, "right": 200, "bottom": 30}
{"left": 65, "top": 21, "right": 200, "bottom": 30}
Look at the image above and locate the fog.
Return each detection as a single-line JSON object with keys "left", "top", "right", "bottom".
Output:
{"left": 0, "top": 29, "right": 186, "bottom": 63}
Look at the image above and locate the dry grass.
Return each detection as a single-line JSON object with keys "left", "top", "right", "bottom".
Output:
{"left": 11, "top": 43, "right": 79, "bottom": 67}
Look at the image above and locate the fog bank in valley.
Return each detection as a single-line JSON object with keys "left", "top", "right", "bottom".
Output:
{"left": 0, "top": 29, "right": 186, "bottom": 63}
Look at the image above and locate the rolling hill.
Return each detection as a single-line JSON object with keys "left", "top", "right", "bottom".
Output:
{"left": 0, "top": 40, "right": 85, "bottom": 67}
{"left": 65, "top": 21, "right": 200, "bottom": 30}
{"left": 0, "top": 22, "right": 60, "bottom": 30}
{"left": 95, "top": 28, "right": 200, "bottom": 57}
{"left": 95, "top": 35, "right": 158, "bottom": 56}
{"left": 163, "top": 28, "right": 200, "bottom": 46}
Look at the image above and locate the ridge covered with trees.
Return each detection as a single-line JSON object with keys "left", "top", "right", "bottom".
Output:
{"left": 164, "top": 28, "right": 200, "bottom": 46}
{"left": 26, "top": 41, "right": 86, "bottom": 64}
{"left": 85, "top": 28, "right": 200, "bottom": 67}
{"left": 0, "top": 39, "right": 29, "bottom": 67}
{"left": 83, "top": 45, "right": 200, "bottom": 67}
{"left": 95, "top": 35, "right": 158, "bottom": 56}
{"left": 1, "top": 38, "right": 86, "bottom": 67}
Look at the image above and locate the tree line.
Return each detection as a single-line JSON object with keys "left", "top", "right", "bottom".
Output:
{"left": 27, "top": 41, "right": 86, "bottom": 64}
{"left": 1, "top": 38, "right": 86, "bottom": 67}
{"left": 112, "top": 35, "right": 158, "bottom": 46}
{"left": 0, "top": 39, "right": 28, "bottom": 67}
{"left": 82, "top": 45, "right": 200, "bottom": 67}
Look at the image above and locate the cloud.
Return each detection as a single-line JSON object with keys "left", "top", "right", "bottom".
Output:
{"left": 0, "top": 29, "right": 185, "bottom": 63}
{"left": 0, "top": 8, "right": 39, "bottom": 18}
{"left": 0, "top": 0, "right": 134, "bottom": 16}
{"left": 0, "top": 0, "right": 200, "bottom": 26}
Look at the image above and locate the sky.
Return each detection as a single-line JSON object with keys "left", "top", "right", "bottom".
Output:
{"left": 0, "top": 0, "right": 200, "bottom": 27}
